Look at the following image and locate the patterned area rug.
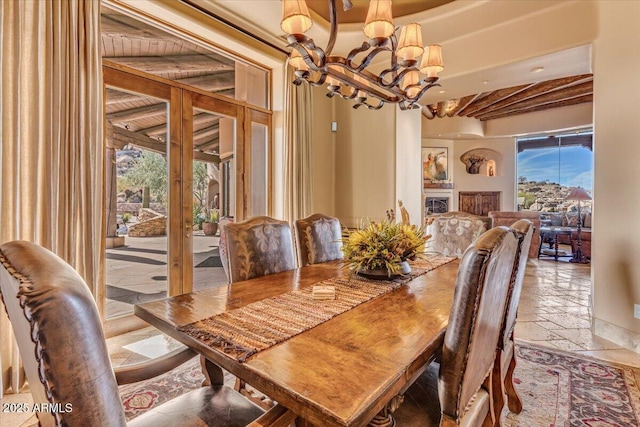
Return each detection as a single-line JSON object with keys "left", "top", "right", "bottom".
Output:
{"left": 118, "top": 345, "right": 640, "bottom": 425}
{"left": 504, "top": 343, "right": 640, "bottom": 427}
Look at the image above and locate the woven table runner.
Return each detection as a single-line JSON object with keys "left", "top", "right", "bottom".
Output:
{"left": 178, "top": 255, "right": 455, "bottom": 362}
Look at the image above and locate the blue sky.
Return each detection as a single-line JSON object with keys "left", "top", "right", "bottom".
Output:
{"left": 517, "top": 145, "right": 593, "bottom": 190}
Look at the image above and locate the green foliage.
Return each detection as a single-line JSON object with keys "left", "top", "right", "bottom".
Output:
{"left": 193, "top": 204, "right": 205, "bottom": 230}
{"left": 342, "top": 220, "right": 429, "bottom": 274}
{"left": 121, "top": 213, "right": 131, "bottom": 224}
{"left": 193, "top": 161, "right": 208, "bottom": 208}
{"left": 208, "top": 209, "right": 219, "bottom": 223}
{"left": 517, "top": 191, "right": 537, "bottom": 209}
{"left": 120, "top": 152, "right": 168, "bottom": 205}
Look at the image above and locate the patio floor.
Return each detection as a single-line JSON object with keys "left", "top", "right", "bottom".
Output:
{"left": 106, "top": 230, "right": 228, "bottom": 318}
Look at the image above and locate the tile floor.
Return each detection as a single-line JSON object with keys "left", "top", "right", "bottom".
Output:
{"left": 3, "top": 255, "right": 640, "bottom": 426}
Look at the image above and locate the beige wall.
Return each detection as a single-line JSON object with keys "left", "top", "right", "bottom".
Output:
{"left": 310, "top": 87, "right": 336, "bottom": 215}
{"left": 451, "top": 139, "right": 517, "bottom": 212}
{"left": 592, "top": 0, "right": 640, "bottom": 351}
{"left": 333, "top": 101, "right": 396, "bottom": 227}
{"left": 395, "top": 108, "right": 423, "bottom": 224}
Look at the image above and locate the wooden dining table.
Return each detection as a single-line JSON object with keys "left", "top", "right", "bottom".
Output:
{"left": 134, "top": 258, "right": 460, "bottom": 427}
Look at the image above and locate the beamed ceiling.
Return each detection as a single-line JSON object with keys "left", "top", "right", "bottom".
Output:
{"left": 421, "top": 74, "right": 593, "bottom": 122}
{"left": 101, "top": 7, "right": 236, "bottom": 160}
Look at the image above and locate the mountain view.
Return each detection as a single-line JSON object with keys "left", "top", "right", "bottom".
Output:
{"left": 517, "top": 144, "right": 593, "bottom": 212}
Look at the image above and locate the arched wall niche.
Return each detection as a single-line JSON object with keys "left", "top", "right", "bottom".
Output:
{"left": 459, "top": 148, "right": 502, "bottom": 175}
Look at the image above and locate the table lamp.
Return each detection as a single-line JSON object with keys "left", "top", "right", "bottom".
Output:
{"left": 565, "top": 187, "right": 591, "bottom": 263}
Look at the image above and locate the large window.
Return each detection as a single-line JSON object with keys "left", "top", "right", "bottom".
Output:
{"left": 516, "top": 132, "right": 593, "bottom": 212}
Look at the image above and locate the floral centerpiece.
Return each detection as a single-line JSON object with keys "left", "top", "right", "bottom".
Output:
{"left": 342, "top": 220, "right": 429, "bottom": 278}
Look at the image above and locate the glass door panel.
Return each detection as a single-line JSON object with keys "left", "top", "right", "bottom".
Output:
{"left": 191, "top": 107, "right": 235, "bottom": 291}
{"left": 246, "top": 109, "right": 271, "bottom": 217}
{"left": 248, "top": 121, "right": 269, "bottom": 217}
{"left": 104, "top": 86, "right": 170, "bottom": 320}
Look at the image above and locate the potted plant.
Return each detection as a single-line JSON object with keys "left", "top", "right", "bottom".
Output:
{"left": 202, "top": 209, "right": 219, "bottom": 236}
{"left": 341, "top": 219, "right": 429, "bottom": 279}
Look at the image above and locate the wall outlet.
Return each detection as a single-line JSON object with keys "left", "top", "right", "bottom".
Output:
{"left": 635, "top": 304, "right": 640, "bottom": 319}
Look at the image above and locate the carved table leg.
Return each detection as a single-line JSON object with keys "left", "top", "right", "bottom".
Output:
{"left": 200, "top": 355, "right": 224, "bottom": 386}
{"left": 367, "top": 395, "right": 404, "bottom": 427}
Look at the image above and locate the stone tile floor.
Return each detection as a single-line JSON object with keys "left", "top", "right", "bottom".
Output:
{"left": 3, "top": 254, "right": 640, "bottom": 426}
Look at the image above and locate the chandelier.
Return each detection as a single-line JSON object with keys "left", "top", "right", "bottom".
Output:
{"left": 281, "top": 0, "right": 444, "bottom": 110}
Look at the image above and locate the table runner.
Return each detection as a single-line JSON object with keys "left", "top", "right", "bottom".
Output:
{"left": 178, "top": 255, "right": 455, "bottom": 362}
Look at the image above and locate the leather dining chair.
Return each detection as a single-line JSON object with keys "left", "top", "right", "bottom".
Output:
{"left": 294, "top": 213, "right": 343, "bottom": 267}
{"left": 0, "top": 240, "right": 275, "bottom": 427}
{"left": 223, "top": 216, "right": 297, "bottom": 283}
{"left": 393, "top": 226, "right": 519, "bottom": 427}
{"left": 495, "top": 219, "right": 535, "bottom": 415}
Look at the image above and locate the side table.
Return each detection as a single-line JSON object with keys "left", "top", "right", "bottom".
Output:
{"left": 538, "top": 226, "right": 574, "bottom": 261}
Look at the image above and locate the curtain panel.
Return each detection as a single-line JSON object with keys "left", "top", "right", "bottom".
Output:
{"left": 283, "top": 63, "right": 313, "bottom": 222}
{"left": 0, "top": 0, "right": 104, "bottom": 396}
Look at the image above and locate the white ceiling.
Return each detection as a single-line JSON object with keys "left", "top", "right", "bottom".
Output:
{"left": 190, "top": 0, "right": 594, "bottom": 119}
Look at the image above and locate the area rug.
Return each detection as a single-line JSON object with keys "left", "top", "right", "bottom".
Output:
{"left": 194, "top": 255, "right": 223, "bottom": 268}
{"left": 119, "top": 344, "right": 640, "bottom": 425}
{"left": 504, "top": 343, "right": 640, "bottom": 427}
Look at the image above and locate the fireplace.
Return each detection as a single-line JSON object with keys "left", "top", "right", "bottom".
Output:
{"left": 425, "top": 197, "right": 449, "bottom": 215}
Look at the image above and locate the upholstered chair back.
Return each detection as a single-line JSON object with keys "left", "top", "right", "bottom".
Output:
{"left": 294, "top": 213, "right": 343, "bottom": 267}
{"left": 426, "top": 211, "right": 492, "bottom": 258}
{"left": 439, "top": 226, "right": 518, "bottom": 421}
{"left": 500, "top": 219, "right": 534, "bottom": 350}
{"left": 223, "top": 216, "right": 296, "bottom": 283}
{"left": 0, "top": 241, "right": 126, "bottom": 427}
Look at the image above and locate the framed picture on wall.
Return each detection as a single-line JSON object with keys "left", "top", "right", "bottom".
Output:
{"left": 423, "top": 147, "right": 448, "bottom": 182}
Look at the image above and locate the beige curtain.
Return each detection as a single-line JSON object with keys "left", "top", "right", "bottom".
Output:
{"left": 283, "top": 63, "right": 313, "bottom": 221}
{"left": 0, "top": 0, "right": 104, "bottom": 396}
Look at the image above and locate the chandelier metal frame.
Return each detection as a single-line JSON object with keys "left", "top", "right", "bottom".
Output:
{"left": 284, "top": 0, "right": 442, "bottom": 110}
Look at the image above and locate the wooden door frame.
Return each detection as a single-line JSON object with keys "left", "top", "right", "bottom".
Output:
{"left": 103, "top": 64, "right": 273, "bottom": 335}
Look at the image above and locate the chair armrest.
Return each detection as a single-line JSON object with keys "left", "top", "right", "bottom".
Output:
{"left": 114, "top": 346, "right": 196, "bottom": 385}
{"left": 247, "top": 404, "right": 297, "bottom": 427}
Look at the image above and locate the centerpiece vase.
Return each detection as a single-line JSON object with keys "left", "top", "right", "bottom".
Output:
{"left": 356, "top": 261, "right": 411, "bottom": 280}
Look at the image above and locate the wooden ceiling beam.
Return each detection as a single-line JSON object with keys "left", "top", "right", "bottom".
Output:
{"left": 193, "top": 124, "right": 220, "bottom": 141}
{"left": 140, "top": 112, "right": 217, "bottom": 137}
{"left": 106, "top": 72, "right": 235, "bottom": 105}
{"left": 107, "top": 103, "right": 166, "bottom": 123}
{"left": 475, "top": 81, "right": 593, "bottom": 120}
{"left": 447, "top": 94, "right": 479, "bottom": 117}
{"left": 195, "top": 138, "right": 220, "bottom": 152}
{"left": 477, "top": 94, "right": 593, "bottom": 121}
{"left": 468, "top": 74, "right": 593, "bottom": 118}
{"left": 107, "top": 55, "right": 234, "bottom": 75}
{"left": 458, "top": 85, "right": 532, "bottom": 117}
{"left": 106, "top": 122, "right": 220, "bottom": 163}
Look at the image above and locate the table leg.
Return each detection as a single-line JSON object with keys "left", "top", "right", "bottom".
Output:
{"left": 367, "top": 395, "right": 404, "bottom": 427}
{"left": 200, "top": 355, "right": 224, "bottom": 386}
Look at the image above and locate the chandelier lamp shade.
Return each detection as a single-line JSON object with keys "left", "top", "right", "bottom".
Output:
{"left": 281, "top": 0, "right": 444, "bottom": 110}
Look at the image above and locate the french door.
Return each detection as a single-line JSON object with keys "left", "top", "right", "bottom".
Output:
{"left": 103, "top": 65, "right": 271, "bottom": 331}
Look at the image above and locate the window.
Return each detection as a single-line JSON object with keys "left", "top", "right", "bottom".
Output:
{"left": 516, "top": 132, "right": 593, "bottom": 212}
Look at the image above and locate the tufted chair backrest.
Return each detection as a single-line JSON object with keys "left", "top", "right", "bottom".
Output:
{"left": 499, "top": 219, "right": 534, "bottom": 349}
{"left": 426, "top": 211, "right": 492, "bottom": 258}
{"left": 223, "top": 216, "right": 296, "bottom": 283}
{"left": 294, "top": 213, "right": 343, "bottom": 267}
{"left": 438, "top": 227, "right": 518, "bottom": 421}
{"left": 0, "top": 241, "right": 126, "bottom": 427}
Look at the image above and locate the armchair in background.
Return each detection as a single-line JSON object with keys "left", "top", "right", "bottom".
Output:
{"left": 425, "top": 211, "right": 492, "bottom": 258}
{"left": 488, "top": 211, "right": 541, "bottom": 259}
